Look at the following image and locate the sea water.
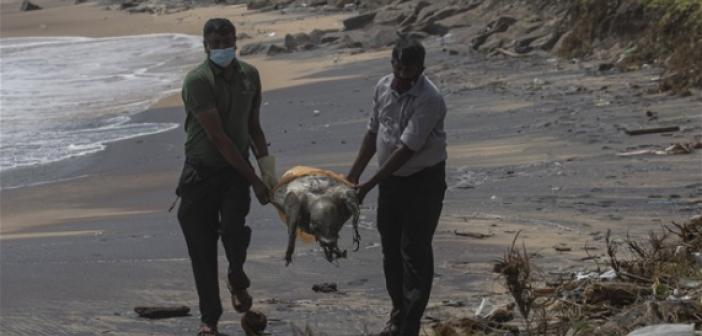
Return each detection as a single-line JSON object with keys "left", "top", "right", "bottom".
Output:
{"left": 0, "top": 34, "right": 203, "bottom": 173}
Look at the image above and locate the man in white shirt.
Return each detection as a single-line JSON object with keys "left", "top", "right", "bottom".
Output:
{"left": 347, "top": 37, "right": 447, "bottom": 336}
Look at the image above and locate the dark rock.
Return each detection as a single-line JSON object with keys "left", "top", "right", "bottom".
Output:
{"left": 369, "top": 27, "right": 398, "bottom": 48}
{"left": 308, "top": 0, "right": 326, "bottom": 7}
{"left": 284, "top": 32, "right": 314, "bottom": 51}
{"left": 406, "top": 31, "right": 429, "bottom": 40}
{"left": 320, "top": 31, "right": 344, "bottom": 44}
{"left": 266, "top": 44, "right": 289, "bottom": 56}
{"left": 374, "top": 3, "right": 416, "bottom": 26}
{"left": 309, "top": 28, "right": 338, "bottom": 44}
{"left": 119, "top": 0, "right": 139, "bottom": 9}
{"left": 343, "top": 13, "right": 376, "bottom": 31}
{"left": 239, "top": 42, "right": 270, "bottom": 56}
{"left": 20, "top": 0, "right": 41, "bottom": 11}
{"left": 247, "top": 0, "right": 271, "bottom": 10}
{"left": 531, "top": 30, "right": 563, "bottom": 51}
{"left": 337, "top": 31, "right": 368, "bottom": 49}
{"left": 237, "top": 32, "right": 252, "bottom": 40}
{"left": 397, "top": 1, "right": 431, "bottom": 30}
{"left": 598, "top": 63, "right": 615, "bottom": 71}
{"left": 472, "top": 16, "right": 517, "bottom": 50}
{"left": 420, "top": 22, "right": 449, "bottom": 36}
{"left": 331, "top": 0, "right": 354, "bottom": 8}
{"left": 134, "top": 305, "right": 190, "bottom": 319}
{"left": 312, "top": 282, "right": 338, "bottom": 293}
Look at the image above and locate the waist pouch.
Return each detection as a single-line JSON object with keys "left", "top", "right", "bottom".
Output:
{"left": 175, "top": 158, "right": 230, "bottom": 199}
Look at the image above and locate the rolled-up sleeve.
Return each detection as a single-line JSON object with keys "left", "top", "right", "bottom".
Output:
{"left": 400, "top": 95, "right": 446, "bottom": 151}
{"left": 367, "top": 81, "right": 382, "bottom": 133}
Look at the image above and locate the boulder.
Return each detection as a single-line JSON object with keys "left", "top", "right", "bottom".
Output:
{"left": 308, "top": 0, "right": 326, "bottom": 7}
{"left": 284, "top": 32, "right": 315, "bottom": 51}
{"left": 343, "top": 13, "right": 376, "bottom": 31}
{"left": 374, "top": 2, "right": 422, "bottom": 26}
{"left": 418, "top": 6, "right": 463, "bottom": 25}
{"left": 266, "top": 44, "right": 289, "bottom": 56}
{"left": 320, "top": 31, "right": 344, "bottom": 44}
{"left": 472, "top": 16, "right": 517, "bottom": 50}
{"left": 336, "top": 31, "right": 368, "bottom": 49}
{"left": 368, "top": 27, "right": 398, "bottom": 48}
{"left": 247, "top": 0, "right": 271, "bottom": 10}
{"left": 239, "top": 42, "right": 270, "bottom": 56}
{"left": 331, "top": 0, "right": 354, "bottom": 8}
{"left": 309, "top": 29, "right": 338, "bottom": 44}
{"left": 20, "top": 0, "right": 41, "bottom": 11}
{"left": 419, "top": 22, "right": 449, "bottom": 36}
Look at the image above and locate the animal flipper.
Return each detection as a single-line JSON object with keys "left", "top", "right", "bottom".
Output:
{"left": 271, "top": 189, "right": 315, "bottom": 243}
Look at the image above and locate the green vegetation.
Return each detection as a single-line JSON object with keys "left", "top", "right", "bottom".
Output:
{"left": 560, "top": 0, "right": 702, "bottom": 93}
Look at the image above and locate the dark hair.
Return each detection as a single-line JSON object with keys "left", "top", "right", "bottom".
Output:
{"left": 392, "top": 37, "right": 425, "bottom": 67}
{"left": 203, "top": 18, "right": 236, "bottom": 38}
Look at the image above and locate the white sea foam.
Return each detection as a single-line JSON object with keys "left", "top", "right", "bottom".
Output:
{"left": 0, "top": 34, "right": 203, "bottom": 171}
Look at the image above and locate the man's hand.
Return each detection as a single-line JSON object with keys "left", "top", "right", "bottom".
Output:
{"left": 346, "top": 173, "right": 360, "bottom": 185}
{"left": 252, "top": 179, "right": 270, "bottom": 205}
{"left": 355, "top": 181, "right": 375, "bottom": 204}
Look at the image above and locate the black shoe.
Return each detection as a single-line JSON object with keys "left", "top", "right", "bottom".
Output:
{"left": 375, "top": 322, "right": 400, "bottom": 336}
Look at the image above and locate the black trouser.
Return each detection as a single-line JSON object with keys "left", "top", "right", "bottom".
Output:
{"left": 176, "top": 159, "right": 252, "bottom": 327}
{"left": 377, "top": 161, "right": 446, "bottom": 336}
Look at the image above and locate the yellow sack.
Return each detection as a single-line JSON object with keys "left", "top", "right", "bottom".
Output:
{"left": 271, "top": 166, "right": 353, "bottom": 243}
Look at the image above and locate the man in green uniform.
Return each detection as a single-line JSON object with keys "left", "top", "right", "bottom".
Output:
{"left": 176, "top": 18, "right": 277, "bottom": 336}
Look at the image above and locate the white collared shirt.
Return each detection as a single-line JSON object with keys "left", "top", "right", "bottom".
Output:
{"left": 368, "top": 73, "right": 447, "bottom": 176}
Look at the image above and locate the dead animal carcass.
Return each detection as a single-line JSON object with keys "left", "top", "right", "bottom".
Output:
{"left": 271, "top": 166, "right": 360, "bottom": 265}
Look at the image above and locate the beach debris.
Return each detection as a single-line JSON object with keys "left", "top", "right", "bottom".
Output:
{"left": 624, "top": 126, "right": 680, "bottom": 136}
{"left": 453, "top": 230, "right": 493, "bottom": 239}
{"left": 484, "top": 302, "right": 515, "bottom": 323}
{"left": 575, "top": 267, "right": 617, "bottom": 281}
{"left": 313, "top": 109, "right": 321, "bottom": 116}
{"left": 241, "top": 310, "right": 268, "bottom": 335}
{"left": 626, "top": 323, "right": 695, "bottom": 336}
{"left": 134, "top": 305, "right": 190, "bottom": 319}
{"left": 441, "top": 299, "right": 465, "bottom": 307}
{"left": 617, "top": 142, "right": 700, "bottom": 156}
{"left": 312, "top": 282, "right": 338, "bottom": 293}
{"left": 20, "top": 0, "right": 41, "bottom": 11}
{"left": 434, "top": 216, "right": 702, "bottom": 335}
{"left": 554, "top": 243, "right": 572, "bottom": 252}
{"left": 595, "top": 98, "right": 611, "bottom": 107}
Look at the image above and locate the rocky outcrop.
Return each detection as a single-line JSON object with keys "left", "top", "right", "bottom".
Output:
{"left": 20, "top": 0, "right": 41, "bottom": 11}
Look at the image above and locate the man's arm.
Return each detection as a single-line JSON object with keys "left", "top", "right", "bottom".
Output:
{"left": 347, "top": 130, "right": 377, "bottom": 184}
{"left": 356, "top": 144, "right": 414, "bottom": 202}
{"left": 194, "top": 108, "right": 269, "bottom": 204}
{"left": 248, "top": 81, "right": 269, "bottom": 159}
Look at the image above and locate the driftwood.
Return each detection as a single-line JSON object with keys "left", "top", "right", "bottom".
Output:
{"left": 134, "top": 305, "right": 190, "bottom": 319}
{"left": 454, "top": 230, "right": 493, "bottom": 239}
{"left": 624, "top": 126, "right": 680, "bottom": 136}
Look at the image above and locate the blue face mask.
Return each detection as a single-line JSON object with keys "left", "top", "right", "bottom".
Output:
{"left": 209, "top": 47, "right": 236, "bottom": 67}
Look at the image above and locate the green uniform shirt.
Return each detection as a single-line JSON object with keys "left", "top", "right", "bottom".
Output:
{"left": 181, "top": 59, "right": 261, "bottom": 168}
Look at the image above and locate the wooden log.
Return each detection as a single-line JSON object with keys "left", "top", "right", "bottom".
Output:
{"left": 624, "top": 126, "right": 680, "bottom": 136}
{"left": 454, "top": 230, "right": 493, "bottom": 239}
{"left": 134, "top": 305, "right": 190, "bottom": 319}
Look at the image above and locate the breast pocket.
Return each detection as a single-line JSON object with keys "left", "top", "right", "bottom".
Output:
{"left": 378, "top": 106, "right": 402, "bottom": 145}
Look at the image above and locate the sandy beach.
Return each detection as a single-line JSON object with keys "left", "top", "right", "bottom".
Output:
{"left": 1, "top": 1, "right": 701, "bottom": 335}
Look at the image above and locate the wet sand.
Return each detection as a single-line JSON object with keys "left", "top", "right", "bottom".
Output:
{"left": 2, "top": 1, "right": 701, "bottom": 335}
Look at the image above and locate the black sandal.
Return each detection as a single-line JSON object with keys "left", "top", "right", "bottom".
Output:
{"left": 197, "top": 324, "right": 218, "bottom": 336}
